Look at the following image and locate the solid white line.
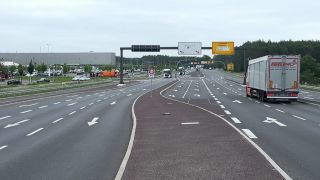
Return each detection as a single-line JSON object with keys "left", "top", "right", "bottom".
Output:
{"left": 38, "top": 105, "right": 48, "bottom": 109}
{"left": 182, "top": 80, "right": 192, "bottom": 99}
{"left": 26, "top": 128, "right": 44, "bottom": 136}
{"left": 231, "top": 117, "right": 241, "bottom": 123}
{"left": 115, "top": 86, "right": 150, "bottom": 180}
{"left": 220, "top": 105, "right": 225, "bottom": 109}
{"left": 0, "top": 116, "right": 11, "bottom": 120}
{"left": 0, "top": 145, "right": 8, "bottom": 150}
{"left": 181, "top": 122, "right": 199, "bottom": 125}
{"left": 52, "top": 118, "right": 63, "bottom": 124}
{"left": 276, "top": 109, "right": 285, "bottom": 113}
{"left": 242, "top": 129, "right": 258, "bottom": 139}
{"left": 19, "top": 103, "right": 38, "bottom": 107}
{"left": 53, "top": 102, "right": 61, "bottom": 105}
{"left": 292, "top": 115, "right": 306, "bottom": 121}
{"left": 69, "top": 111, "right": 76, "bottom": 115}
{"left": 20, "top": 110, "right": 32, "bottom": 114}
{"left": 224, "top": 110, "right": 231, "bottom": 115}
{"left": 264, "top": 104, "right": 271, "bottom": 108}
{"left": 67, "top": 102, "right": 77, "bottom": 106}
{"left": 80, "top": 106, "right": 86, "bottom": 110}
{"left": 65, "top": 99, "right": 72, "bottom": 102}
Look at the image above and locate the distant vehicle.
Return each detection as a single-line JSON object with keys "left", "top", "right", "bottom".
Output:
{"left": 7, "top": 79, "right": 21, "bottom": 85}
{"left": 178, "top": 67, "right": 185, "bottom": 75}
{"left": 163, "top": 69, "right": 172, "bottom": 78}
{"left": 72, "top": 75, "right": 90, "bottom": 81}
{"left": 25, "top": 73, "right": 37, "bottom": 77}
{"left": 245, "top": 55, "right": 300, "bottom": 102}
{"left": 37, "top": 78, "right": 50, "bottom": 83}
{"left": 99, "top": 70, "right": 119, "bottom": 77}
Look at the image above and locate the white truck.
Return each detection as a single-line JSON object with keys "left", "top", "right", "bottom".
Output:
{"left": 245, "top": 55, "right": 300, "bottom": 101}
{"left": 163, "top": 69, "right": 172, "bottom": 78}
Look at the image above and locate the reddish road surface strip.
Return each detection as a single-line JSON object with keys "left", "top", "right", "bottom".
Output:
{"left": 122, "top": 82, "right": 284, "bottom": 180}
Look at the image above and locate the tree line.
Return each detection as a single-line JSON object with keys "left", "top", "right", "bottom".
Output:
{"left": 213, "top": 40, "right": 320, "bottom": 85}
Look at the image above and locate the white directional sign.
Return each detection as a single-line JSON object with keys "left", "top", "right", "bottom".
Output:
{"left": 263, "top": 117, "right": 287, "bottom": 127}
{"left": 88, "top": 117, "right": 99, "bottom": 126}
{"left": 178, "top": 42, "right": 202, "bottom": 55}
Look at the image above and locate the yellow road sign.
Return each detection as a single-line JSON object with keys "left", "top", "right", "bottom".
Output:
{"left": 212, "top": 42, "right": 234, "bottom": 55}
{"left": 227, "top": 63, "right": 234, "bottom": 71}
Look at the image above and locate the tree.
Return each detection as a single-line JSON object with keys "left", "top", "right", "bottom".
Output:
{"left": 18, "top": 64, "right": 24, "bottom": 76}
{"left": 84, "top": 64, "right": 92, "bottom": 76}
{"left": 36, "top": 63, "right": 47, "bottom": 73}
{"left": 9, "top": 65, "right": 16, "bottom": 77}
{"left": 63, "top": 64, "right": 69, "bottom": 75}
{"left": 27, "top": 60, "right": 35, "bottom": 75}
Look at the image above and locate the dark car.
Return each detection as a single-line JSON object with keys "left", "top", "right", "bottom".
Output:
{"left": 37, "top": 78, "right": 50, "bottom": 83}
{"left": 7, "top": 79, "right": 22, "bottom": 85}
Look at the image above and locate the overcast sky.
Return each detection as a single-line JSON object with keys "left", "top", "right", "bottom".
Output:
{"left": 1, "top": 0, "right": 320, "bottom": 57}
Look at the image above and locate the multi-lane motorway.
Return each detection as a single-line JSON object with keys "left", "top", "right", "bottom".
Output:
{"left": 0, "top": 78, "right": 173, "bottom": 180}
{"left": 163, "top": 69, "right": 320, "bottom": 180}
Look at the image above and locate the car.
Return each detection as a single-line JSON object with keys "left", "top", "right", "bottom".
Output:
{"left": 79, "top": 76, "right": 90, "bottom": 81}
{"left": 72, "top": 75, "right": 82, "bottom": 81}
{"left": 37, "top": 78, "right": 50, "bottom": 83}
{"left": 7, "top": 79, "right": 21, "bottom": 85}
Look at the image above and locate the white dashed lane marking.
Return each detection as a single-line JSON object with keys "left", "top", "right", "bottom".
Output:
{"left": 52, "top": 118, "right": 63, "bottom": 124}
{"left": 224, "top": 110, "right": 231, "bottom": 115}
{"left": 53, "top": 102, "right": 61, "bottom": 105}
{"left": 38, "top": 105, "right": 48, "bottom": 109}
{"left": 20, "top": 110, "right": 32, "bottom": 114}
{"left": 275, "top": 109, "right": 285, "bottom": 113}
{"left": 0, "top": 116, "right": 11, "bottom": 120}
{"left": 26, "top": 128, "right": 44, "bottom": 137}
{"left": 69, "top": 111, "right": 76, "bottom": 115}
{"left": 242, "top": 129, "right": 258, "bottom": 139}
{"left": 231, "top": 117, "right": 241, "bottom": 123}
{"left": 0, "top": 145, "right": 8, "bottom": 150}
{"left": 292, "top": 115, "right": 306, "bottom": 121}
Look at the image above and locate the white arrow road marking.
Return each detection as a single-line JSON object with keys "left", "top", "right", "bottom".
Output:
{"left": 68, "top": 102, "right": 77, "bottom": 106}
{"left": 242, "top": 129, "right": 258, "bottom": 139}
{"left": 231, "top": 117, "right": 241, "bottom": 123}
{"left": 38, "top": 105, "right": 48, "bottom": 109}
{"left": 0, "top": 145, "right": 8, "bottom": 150}
{"left": 20, "top": 110, "right": 32, "bottom": 114}
{"left": 88, "top": 117, "right": 99, "bottom": 126}
{"left": 69, "top": 111, "right": 76, "bottom": 115}
{"left": 127, "top": 94, "right": 132, "bottom": 96}
{"left": 26, "top": 128, "right": 44, "bottom": 136}
{"left": 292, "top": 115, "right": 306, "bottom": 121}
{"left": 80, "top": 106, "right": 86, "bottom": 110}
{"left": 52, "top": 118, "right": 63, "bottom": 124}
{"left": 224, "top": 110, "right": 231, "bottom": 115}
{"left": 110, "top": 101, "right": 117, "bottom": 105}
{"left": 193, "top": 94, "right": 200, "bottom": 97}
{"left": 53, "top": 102, "right": 61, "bottom": 105}
{"left": 181, "top": 122, "right": 199, "bottom": 125}
{"left": 232, "top": 100, "right": 242, "bottom": 104}
{"left": 263, "top": 117, "right": 287, "bottom": 126}
{"left": 4, "top": 119, "right": 30, "bottom": 128}
{"left": 0, "top": 116, "right": 11, "bottom": 120}
{"left": 19, "top": 103, "right": 38, "bottom": 107}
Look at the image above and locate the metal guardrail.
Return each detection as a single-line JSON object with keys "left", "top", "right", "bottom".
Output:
{"left": 0, "top": 79, "right": 114, "bottom": 98}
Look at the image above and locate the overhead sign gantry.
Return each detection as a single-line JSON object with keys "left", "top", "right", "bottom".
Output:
{"left": 118, "top": 42, "right": 235, "bottom": 84}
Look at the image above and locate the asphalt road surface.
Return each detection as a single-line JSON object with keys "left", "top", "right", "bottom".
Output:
{"left": 0, "top": 78, "right": 174, "bottom": 180}
{"left": 163, "top": 69, "right": 320, "bottom": 180}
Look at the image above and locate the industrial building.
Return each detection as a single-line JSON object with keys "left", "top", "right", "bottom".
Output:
{"left": 0, "top": 52, "right": 116, "bottom": 65}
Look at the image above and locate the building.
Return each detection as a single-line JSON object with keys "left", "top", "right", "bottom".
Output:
{"left": 0, "top": 52, "right": 116, "bottom": 65}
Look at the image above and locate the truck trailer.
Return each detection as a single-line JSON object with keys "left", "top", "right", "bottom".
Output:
{"left": 245, "top": 55, "right": 300, "bottom": 101}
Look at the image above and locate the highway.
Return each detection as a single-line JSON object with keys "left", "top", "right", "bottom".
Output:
{"left": 163, "top": 69, "right": 320, "bottom": 180}
{"left": 0, "top": 78, "right": 173, "bottom": 180}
